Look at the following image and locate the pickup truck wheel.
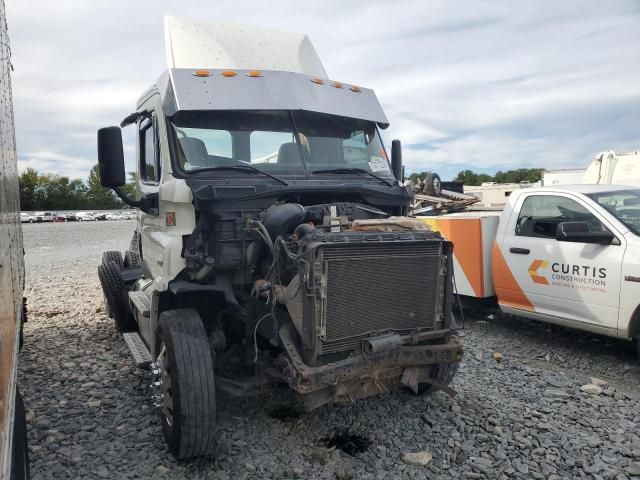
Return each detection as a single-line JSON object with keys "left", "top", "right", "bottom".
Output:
{"left": 424, "top": 172, "right": 442, "bottom": 196}
{"left": 102, "top": 251, "right": 124, "bottom": 270}
{"left": 157, "top": 309, "right": 216, "bottom": 459}
{"left": 10, "top": 389, "right": 30, "bottom": 480}
{"left": 98, "top": 261, "right": 136, "bottom": 332}
{"left": 123, "top": 250, "right": 141, "bottom": 268}
{"left": 416, "top": 362, "right": 459, "bottom": 395}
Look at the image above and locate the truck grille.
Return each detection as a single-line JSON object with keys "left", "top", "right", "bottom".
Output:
{"left": 320, "top": 242, "right": 444, "bottom": 354}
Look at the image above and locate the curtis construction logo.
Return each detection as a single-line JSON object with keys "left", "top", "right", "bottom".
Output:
{"left": 528, "top": 259, "right": 549, "bottom": 285}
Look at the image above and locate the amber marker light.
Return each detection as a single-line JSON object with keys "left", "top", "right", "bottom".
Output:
{"left": 221, "top": 70, "right": 238, "bottom": 77}
{"left": 192, "top": 70, "right": 211, "bottom": 77}
{"left": 331, "top": 81, "right": 344, "bottom": 89}
{"left": 350, "top": 85, "right": 362, "bottom": 93}
{"left": 311, "top": 78, "right": 325, "bottom": 84}
{"left": 246, "top": 70, "right": 263, "bottom": 77}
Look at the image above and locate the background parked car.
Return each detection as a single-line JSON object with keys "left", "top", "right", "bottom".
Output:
{"left": 106, "top": 213, "right": 125, "bottom": 220}
{"left": 34, "top": 211, "right": 54, "bottom": 222}
{"left": 76, "top": 212, "right": 96, "bottom": 221}
{"left": 64, "top": 213, "right": 77, "bottom": 221}
{"left": 53, "top": 214, "right": 65, "bottom": 222}
{"left": 20, "top": 212, "right": 34, "bottom": 223}
{"left": 93, "top": 212, "right": 108, "bottom": 221}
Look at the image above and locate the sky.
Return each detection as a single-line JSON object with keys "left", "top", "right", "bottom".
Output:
{"left": 6, "top": 0, "right": 640, "bottom": 181}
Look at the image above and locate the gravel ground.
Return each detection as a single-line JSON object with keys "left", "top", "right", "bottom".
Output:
{"left": 19, "top": 221, "right": 640, "bottom": 479}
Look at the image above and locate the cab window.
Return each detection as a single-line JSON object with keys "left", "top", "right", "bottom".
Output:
{"left": 140, "top": 120, "right": 160, "bottom": 183}
{"left": 250, "top": 131, "right": 294, "bottom": 164}
{"left": 515, "top": 195, "right": 606, "bottom": 239}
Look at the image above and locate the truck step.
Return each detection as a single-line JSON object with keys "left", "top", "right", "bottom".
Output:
{"left": 128, "top": 290, "right": 151, "bottom": 317}
{"left": 123, "top": 332, "right": 153, "bottom": 368}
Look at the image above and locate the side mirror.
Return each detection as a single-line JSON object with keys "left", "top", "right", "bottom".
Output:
{"left": 97, "top": 126, "right": 126, "bottom": 188}
{"left": 391, "top": 139, "right": 403, "bottom": 182}
{"left": 556, "top": 221, "right": 614, "bottom": 245}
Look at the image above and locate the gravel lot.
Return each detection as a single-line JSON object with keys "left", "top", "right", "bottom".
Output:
{"left": 19, "top": 221, "right": 640, "bottom": 479}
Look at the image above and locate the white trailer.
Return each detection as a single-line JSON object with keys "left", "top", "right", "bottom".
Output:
{"left": 0, "top": 1, "right": 29, "bottom": 478}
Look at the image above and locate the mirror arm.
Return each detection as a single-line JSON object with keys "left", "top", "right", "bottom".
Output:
{"left": 113, "top": 188, "right": 159, "bottom": 215}
{"left": 113, "top": 187, "right": 140, "bottom": 207}
{"left": 120, "top": 110, "right": 151, "bottom": 128}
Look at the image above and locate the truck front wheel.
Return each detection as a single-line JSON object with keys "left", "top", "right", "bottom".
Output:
{"left": 157, "top": 309, "right": 217, "bottom": 459}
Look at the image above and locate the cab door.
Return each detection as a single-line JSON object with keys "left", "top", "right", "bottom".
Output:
{"left": 136, "top": 98, "right": 164, "bottom": 282}
{"left": 499, "top": 192, "right": 625, "bottom": 334}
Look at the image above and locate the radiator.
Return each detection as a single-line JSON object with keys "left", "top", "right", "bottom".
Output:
{"left": 307, "top": 238, "right": 447, "bottom": 354}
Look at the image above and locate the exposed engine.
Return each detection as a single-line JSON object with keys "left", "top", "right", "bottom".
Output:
{"left": 182, "top": 201, "right": 453, "bottom": 367}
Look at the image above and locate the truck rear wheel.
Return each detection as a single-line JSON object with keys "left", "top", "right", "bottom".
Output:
{"left": 416, "top": 362, "right": 459, "bottom": 395}
{"left": 157, "top": 309, "right": 217, "bottom": 459}
{"left": 98, "top": 261, "right": 136, "bottom": 332}
{"left": 123, "top": 250, "right": 141, "bottom": 268}
{"left": 102, "top": 250, "right": 124, "bottom": 270}
{"left": 10, "top": 389, "right": 30, "bottom": 480}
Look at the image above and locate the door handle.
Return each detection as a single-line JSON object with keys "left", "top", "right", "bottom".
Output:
{"left": 509, "top": 247, "right": 530, "bottom": 254}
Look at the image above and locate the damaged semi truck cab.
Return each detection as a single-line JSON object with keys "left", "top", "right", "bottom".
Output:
{"left": 97, "top": 17, "right": 462, "bottom": 459}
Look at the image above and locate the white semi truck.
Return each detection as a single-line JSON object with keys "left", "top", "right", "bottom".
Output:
{"left": 97, "top": 17, "right": 463, "bottom": 459}
{"left": 0, "top": 1, "right": 30, "bottom": 478}
{"left": 420, "top": 184, "right": 640, "bottom": 354}
{"left": 543, "top": 149, "right": 640, "bottom": 187}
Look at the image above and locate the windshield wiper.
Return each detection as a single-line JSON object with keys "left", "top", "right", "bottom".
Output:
{"left": 312, "top": 168, "right": 394, "bottom": 187}
{"left": 190, "top": 165, "right": 288, "bottom": 186}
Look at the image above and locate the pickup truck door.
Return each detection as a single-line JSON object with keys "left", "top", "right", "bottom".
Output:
{"left": 499, "top": 192, "right": 625, "bottom": 335}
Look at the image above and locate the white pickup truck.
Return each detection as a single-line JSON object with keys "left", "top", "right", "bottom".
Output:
{"left": 419, "top": 184, "right": 640, "bottom": 353}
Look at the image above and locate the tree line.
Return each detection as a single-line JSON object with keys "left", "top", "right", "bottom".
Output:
{"left": 19, "top": 164, "right": 135, "bottom": 211}
{"left": 408, "top": 168, "right": 543, "bottom": 186}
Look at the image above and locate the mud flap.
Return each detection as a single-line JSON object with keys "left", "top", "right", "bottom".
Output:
{"left": 401, "top": 366, "right": 457, "bottom": 397}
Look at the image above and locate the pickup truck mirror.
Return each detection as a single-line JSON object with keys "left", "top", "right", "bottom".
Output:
{"left": 556, "top": 221, "right": 614, "bottom": 245}
{"left": 97, "top": 126, "right": 126, "bottom": 188}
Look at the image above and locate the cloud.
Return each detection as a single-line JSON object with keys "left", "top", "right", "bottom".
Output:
{"left": 6, "top": 0, "right": 640, "bottom": 180}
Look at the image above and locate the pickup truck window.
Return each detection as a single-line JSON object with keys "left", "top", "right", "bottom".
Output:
{"left": 587, "top": 189, "right": 640, "bottom": 236}
{"left": 516, "top": 195, "right": 605, "bottom": 239}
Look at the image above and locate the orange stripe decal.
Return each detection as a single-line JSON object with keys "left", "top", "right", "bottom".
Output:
{"left": 492, "top": 241, "right": 534, "bottom": 310}
{"left": 420, "top": 218, "right": 484, "bottom": 297}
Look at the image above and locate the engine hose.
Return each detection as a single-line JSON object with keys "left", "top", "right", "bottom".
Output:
{"left": 250, "top": 220, "right": 275, "bottom": 256}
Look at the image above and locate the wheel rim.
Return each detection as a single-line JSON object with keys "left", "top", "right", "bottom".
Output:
{"left": 154, "top": 345, "right": 174, "bottom": 427}
{"left": 433, "top": 177, "right": 441, "bottom": 192}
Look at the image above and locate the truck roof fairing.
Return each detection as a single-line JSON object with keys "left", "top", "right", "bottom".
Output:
{"left": 164, "top": 16, "right": 327, "bottom": 77}
{"left": 153, "top": 68, "right": 390, "bottom": 128}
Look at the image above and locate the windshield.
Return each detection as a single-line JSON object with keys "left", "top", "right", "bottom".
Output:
{"left": 587, "top": 189, "right": 640, "bottom": 235}
{"left": 169, "top": 110, "right": 393, "bottom": 178}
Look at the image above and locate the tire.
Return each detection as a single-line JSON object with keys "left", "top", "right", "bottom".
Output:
{"left": 98, "top": 261, "right": 136, "bottom": 332}
{"left": 416, "top": 362, "right": 459, "bottom": 395}
{"left": 424, "top": 172, "right": 443, "bottom": 196}
{"left": 123, "top": 250, "right": 141, "bottom": 268}
{"left": 102, "top": 251, "right": 124, "bottom": 270}
{"left": 157, "top": 309, "right": 216, "bottom": 459}
{"left": 10, "top": 389, "right": 30, "bottom": 480}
